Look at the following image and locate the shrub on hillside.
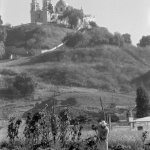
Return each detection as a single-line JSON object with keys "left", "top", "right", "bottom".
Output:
{"left": 61, "top": 97, "right": 77, "bottom": 106}
{"left": 88, "top": 27, "right": 112, "bottom": 46}
{"left": 63, "top": 31, "right": 84, "bottom": 49}
{"left": 13, "top": 73, "right": 37, "bottom": 95}
{"left": 0, "top": 73, "right": 37, "bottom": 99}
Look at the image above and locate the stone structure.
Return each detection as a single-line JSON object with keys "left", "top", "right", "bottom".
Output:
{"left": 30, "top": 0, "right": 51, "bottom": 24}
{"left": 30, "top": 0, "right": 95, "bottom": 27}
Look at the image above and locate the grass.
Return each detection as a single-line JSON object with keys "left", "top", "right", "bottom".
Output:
{"left": 109, "top": 130, "right": 144, "bottom": 149}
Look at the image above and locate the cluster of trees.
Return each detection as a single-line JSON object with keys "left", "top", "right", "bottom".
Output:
{"left": 61, "top": 8, "right": 84, "bottom": 29}
{"left": 6, "top": 26, "right": 45, "bottom": 50}
{"left": 63, "top": 27, "right": 132, "bottom": 49}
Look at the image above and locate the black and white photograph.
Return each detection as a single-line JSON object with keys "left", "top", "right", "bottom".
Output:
{"left": 0, "top": 0, "right": 150, "bottom": 149}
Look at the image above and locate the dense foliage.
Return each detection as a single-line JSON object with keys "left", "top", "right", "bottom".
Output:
{"left": 4, "top": 106, "right": 92, "bottom": 150}
{"left": 5, "top": 24, "right": 72, "bottom": 56}
{"left": 89, "top": 21, "right": 98, "bottom": 28}
{"left": 48, "top": 3, "right": 54, "bottom": 14}
{"left": 63, "top": 31, "right": 84, "bottom": 49}
{"left": 62, "top": 8, "right": 84, "bottom": 29}
{"left": 138, "top": 35, "right": 150, "bottom": 47}
{"left": 122, "top": 33, "right": 132, "bottom": 44}
{"left": 0, "top": 72, "right": 36, "bottom": 99}
{"left": 12, "top": 73, "right": 36, "bottom": 95}
{"left": 63, "top": 27, "right": 132, "bottom": 48}
{"left": 0, "top": 26, "right": 7, "bottom": 42}
{"left": 0, "top": 25, "right": 7, "bottom": 57}
{"left": 136, "top": 86, "right": 150, "bottom": 118}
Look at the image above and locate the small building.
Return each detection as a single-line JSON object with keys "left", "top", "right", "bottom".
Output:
{"left": 130, "top": 116, "right": 150, "bottom": 131}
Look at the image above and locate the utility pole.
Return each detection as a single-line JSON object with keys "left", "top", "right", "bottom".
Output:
{"left": 100, "top": 97, "right": 106, "bottom": 121}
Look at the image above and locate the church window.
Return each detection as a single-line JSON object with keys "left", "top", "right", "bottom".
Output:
{"left": 60, "top": 7, "right": 63, "bottom": 12}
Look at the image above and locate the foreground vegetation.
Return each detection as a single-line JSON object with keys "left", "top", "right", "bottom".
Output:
{"left": 0, "top": 113, "right": 149, "bottom": 150}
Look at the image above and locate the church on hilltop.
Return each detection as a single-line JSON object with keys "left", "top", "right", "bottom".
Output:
{"left": 30, "top": 0, "right": 95, "bottom": 26}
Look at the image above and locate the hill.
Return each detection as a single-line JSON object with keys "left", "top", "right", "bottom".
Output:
{"left": 1, "top": 24, "right": 150, "bottom": 118}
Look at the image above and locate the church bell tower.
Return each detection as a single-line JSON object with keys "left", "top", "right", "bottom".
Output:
{"left": 30, "top": 0, "right": 39, "bottom": 23}
{"left": 42, "top": 0, "right": 51, "bottom": 23}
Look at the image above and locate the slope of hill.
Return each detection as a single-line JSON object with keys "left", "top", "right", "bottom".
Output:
{"left": 1, "top": 24, "right": 150, "bottom": 116}
{"left": 131, "top": 70, "right": 150, "bottom": 89}
{"left": 20, "top": 44, "right": 149, "bottom": 93}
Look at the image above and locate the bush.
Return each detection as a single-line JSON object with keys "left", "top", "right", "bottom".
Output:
{"left": 0, "top": 73, "right": 37, "bottom": 99}
{"left": 63, "top": 31, "right": 84, "bottom": 49}
{"left": 61, "top": 97, "right": 77, "bottom": 106}
{"left": 13, "top": 73, "right": 36, "bottom": 95}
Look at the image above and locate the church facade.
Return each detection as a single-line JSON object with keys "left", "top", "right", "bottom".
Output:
{"left": 30, "top": 0, "right": 70, "bottom": 24}
{"left": 30, "top": 0, "right": 95, "bottom": 27}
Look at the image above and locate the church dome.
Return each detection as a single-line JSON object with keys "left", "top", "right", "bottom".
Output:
{"left": 55, "top": 0, "right": 68, "bottom": 8}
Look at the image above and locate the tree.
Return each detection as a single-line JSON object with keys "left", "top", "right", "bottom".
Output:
{"left": 0, "top": 26, "right": 7, "bottom": 58}
{"left": 138, "top": 35, "right": 150, "bottom": 47}
{"left": 111, "top": 32, "right": 124, "bottom": 47}
{"left": 136, "top": 86, "right": 150, "bottom": 118}
{"left": 62, "top": 31, "right": 84, "bottom": 49}
{"left": 62, "top": 8, "right": 84, "bottom": 29}
{"left": 89, "top": 21, "right": 98, "bottom": 28}
{"left": 13, "top": 73, "right": 37, "bottom": 95}
{"left": 88, "top": 27, "right": 113, "bottom": 46}
{"left": 0, "top": 26, "right": 7, "bottom": 42}
{"left": 47, "top": 3, "right": 54, "bottom": 14}
{"left": 122, "top": 33, "right": 132, "bottom": 44}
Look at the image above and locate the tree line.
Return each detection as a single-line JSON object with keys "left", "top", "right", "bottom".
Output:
{"left": 62, "top": 27, "right": 132, "bottom": 49}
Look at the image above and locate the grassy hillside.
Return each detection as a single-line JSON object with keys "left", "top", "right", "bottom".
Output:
{"left": 1, "top": 25, "right": 150, "bottom": 118}
{"left": 22, "top": 44, "right": 150, "bottom": 93}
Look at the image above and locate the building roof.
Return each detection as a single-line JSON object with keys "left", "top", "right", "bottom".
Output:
{"left": 135, "top": 117, "right": 150, "bottom": 122}
{"left": 55, "top": 0, "right": 68, "bottom": 8}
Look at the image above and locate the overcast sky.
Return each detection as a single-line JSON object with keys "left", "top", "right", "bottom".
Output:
{"left": 1, "top": 0, "right": 150, "bottom": 45}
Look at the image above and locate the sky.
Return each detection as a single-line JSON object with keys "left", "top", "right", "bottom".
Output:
{"left": 1, "top": 0, "right": 150, "bottom": 45}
